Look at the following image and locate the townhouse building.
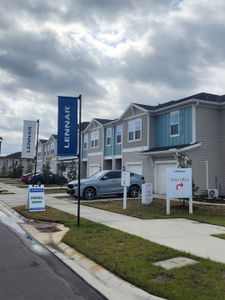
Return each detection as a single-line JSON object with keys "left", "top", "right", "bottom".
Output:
{"left": 37, "top": 139, "right": 47, "bottom": 172}
{"left": 81, "top": 92, "right": 225, "bottom": 196}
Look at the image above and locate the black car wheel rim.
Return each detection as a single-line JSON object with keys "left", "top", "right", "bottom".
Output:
{"left": 129, "top": 185, "right": 140, "bottom": 198}
{"left": 84, "top": 188, "right": 95, "bottom": 200}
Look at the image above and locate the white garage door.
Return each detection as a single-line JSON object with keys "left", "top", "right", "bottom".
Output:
{"left": 155, "top": 162, "right": 177, "bottom": 194}
{"left": 89, "top": 164, "right": 100, "bottom": 177}
{"left": 126, "top": 163, "right": 142, "bottom": 175}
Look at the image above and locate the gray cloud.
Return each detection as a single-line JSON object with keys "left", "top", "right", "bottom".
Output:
{"left": 0, "top": 0, "right": 225, "bottom": 154}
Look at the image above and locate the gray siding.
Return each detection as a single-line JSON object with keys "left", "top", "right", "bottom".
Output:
{"left": 123, "top": 114, "right": 148, "bottom": 148}
{"left": 122, "top": 152, "right": 153, "bottom": 183}
{"left": 189, "top": 105, "right": 225, "bottom": 194}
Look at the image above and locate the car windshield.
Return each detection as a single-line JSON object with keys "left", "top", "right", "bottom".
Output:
{"left": 89, "top": 171, "right": 107, "bottom": 180}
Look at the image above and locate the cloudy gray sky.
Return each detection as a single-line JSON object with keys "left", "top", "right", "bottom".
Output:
{"left": 1, "top": 0, "right": 225, "bottom": 155}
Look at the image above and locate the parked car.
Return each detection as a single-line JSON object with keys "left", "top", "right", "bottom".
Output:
{"left": 20, "top": 172, "right": 33, "bottom": 184}
{"left": 67, "top": 170, "right": 145, "bottom": 200}
{"left": 28, "top": 172, "right": 66, "bottom": 185}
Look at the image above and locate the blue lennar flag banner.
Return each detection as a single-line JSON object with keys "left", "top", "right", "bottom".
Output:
{"left": 21, "top": 120, "right": 37, "bottom": 158}
{"left": 57, "top": 96, "right": 78, "bottom": 156}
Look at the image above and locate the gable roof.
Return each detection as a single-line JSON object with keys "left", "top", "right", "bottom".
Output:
{"left": 39, "top": 139, "right": 47, "bottom": 144}
{"left": 5, "top": 152, "right": 22, "bottom": 159}
{"left": 133, "top": 92, "right": 225, "bottom": 113}
{"left": 80, "top": 121, "right": 89, "bottom": 131}
{"left": 95, "top": 118, "right": 113, "bottom": 125}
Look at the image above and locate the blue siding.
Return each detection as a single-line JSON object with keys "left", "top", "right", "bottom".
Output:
{"left": 114, "top": 125, "right": 122, "bottom": 155}
{"left": 155, "top": 106, "right": 192, "bottom": 147}
{"left": 82, "top": 149, "right": 87, "bottom": 159}
{"left": 104, "top": 127, "right": 113, "bottom": 156}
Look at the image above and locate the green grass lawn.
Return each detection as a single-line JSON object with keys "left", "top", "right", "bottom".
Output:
{"left": 14, "top": 205, "right": 225, "bottom": 300}
{"left": 82, "top": 198, "right": 225, "bottom": 227}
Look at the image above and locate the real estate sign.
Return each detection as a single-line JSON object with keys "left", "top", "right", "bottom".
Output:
{"left": 57, "top": 96, "right": 78, "bottom": 156}
{"left": 167, "top": 168, "right": 192, "bottom": 198}
{"left": 28, "top": 185, "right": 45, "bottom": 212}
{"left": 21, "top": 120, "right": 37, "bottom": 158}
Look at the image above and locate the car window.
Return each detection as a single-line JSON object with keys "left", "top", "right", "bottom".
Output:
{"left": 104, "top": 171, "right": 121, "bottom": 179}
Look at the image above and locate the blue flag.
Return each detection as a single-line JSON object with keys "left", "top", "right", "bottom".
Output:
{"left": 57, "top": 96, "right": 78, "bottom": 156}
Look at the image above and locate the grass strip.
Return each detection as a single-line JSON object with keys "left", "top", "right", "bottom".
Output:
{"left": 82, "top": 198, "right": 225, "bottom": 227}
{"left": 14, "top": 205, "right": 225, "bottom": 300}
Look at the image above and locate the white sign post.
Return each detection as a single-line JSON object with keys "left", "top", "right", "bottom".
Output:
{"left": 167, "top": 168, "right": 192, "bottom": 215}
{"left": 121, "top": 172, "right": 130, "bottom": 209}
{"left": 28, "top": 185, "right": 45, "bottom": 212}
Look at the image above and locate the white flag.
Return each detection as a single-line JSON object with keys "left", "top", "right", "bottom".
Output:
{"left": 21, "top": 120, "right": 37, "bottom": 158}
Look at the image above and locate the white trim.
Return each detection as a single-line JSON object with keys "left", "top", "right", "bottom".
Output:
{"left": 84, "top": 118, "right": 103, "bottom": 132}
{"left": 124, "top": 112, "right": 146, "bottom": 121}
{"left": 142, "top": 142, "right": 201, "bottom": 156}
{"left": 116, "top": 124, "right": 122, "bottom": 145}
{"left": 127, "top": 117, "right": 142, "bottom": 143}
{"left": 104, "top": 156, "right": 113, "bottom": 159}
{"left": 123, "top": 146, "right": 149, "bottom": 153}
{"left": 154, "top": 160, "right": 177, "bottom": 194}
{"left": 170, "top": 110, "right": 180, "bottom": 137}
{"left": 114, "top": 155, "right": 122, "bottom": 159}
{"left": 88, "top": 152, "right": 102, "bottom": 157}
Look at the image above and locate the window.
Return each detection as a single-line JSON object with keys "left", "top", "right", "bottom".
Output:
{"left": 103, "top": 171, "right": 121, "bottom": 179}
{"left": 106, "top": 127, "right": 112, "bottom": 146}
{"left": 91, "top": 130, "right": 99, "bottom": 148}
{"left": 116, "top": 125, "right": 122, "bottom": 144}
{"left": 83, "top": 133, "right": 88, "bottom": 150}
{"left": 170, "top": 110, "right": 180, "bottom": 136}
{"left": 128, "top": 118, "right": 141, "bottom": 141}
{"left": 50, "top": 143, "right": 55, "bottom": 154}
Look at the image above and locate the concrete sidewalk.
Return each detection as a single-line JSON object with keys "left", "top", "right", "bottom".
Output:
{"left": 0, "top": 182, "right": 164, "bottom": 300}
{"left": 1, "top": 182, "right": 225, "bottom": 264}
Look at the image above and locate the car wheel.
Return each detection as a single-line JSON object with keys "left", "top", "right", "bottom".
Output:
{"left": 83, "top": 187, "right": 96, "bottom": 200}
{"left": 128, "top": 185, "right": 140, "bottom": 198}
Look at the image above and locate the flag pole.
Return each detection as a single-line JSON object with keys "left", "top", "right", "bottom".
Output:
{"left": 77, "top": 95, "right": 82, "bottom": 227}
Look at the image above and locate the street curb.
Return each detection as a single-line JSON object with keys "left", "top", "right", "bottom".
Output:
{"left": 0, "top": 200, "right": 164, "bottom": 300}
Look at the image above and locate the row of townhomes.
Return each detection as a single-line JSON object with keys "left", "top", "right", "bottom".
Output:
{"left": 1, "top": 92, "right": 225, "bottom": 195}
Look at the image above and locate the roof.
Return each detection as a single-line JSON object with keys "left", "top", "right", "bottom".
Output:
{"left": 52, "top": 134, "right": 57, "bottom": 139}
{"left": 5, "top": 152, "right": 22, "bottom": 159}
{"left": 80, "top": 121, "right": 89, "bottom": 131}
{"left": 94, "top": 118, "right": 114, "bottom": 125}
{"left": 39, "top": 139, "right": 47, "bottom": 144}
{"left": 134, "top": 92, "right": 225, "bottom": 112}
{"left": 142, "top": 142, "right": 201, "bottom": 155}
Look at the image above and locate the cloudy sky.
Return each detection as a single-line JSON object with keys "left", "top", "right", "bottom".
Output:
{"left": 1, "top": 0, "right": 225, "bottom": 155}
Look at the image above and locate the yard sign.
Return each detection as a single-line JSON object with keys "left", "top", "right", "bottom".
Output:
{"left": 166, "top": 168, "right": 193, "bottom": 215}
{"left": 28, "top": 185, "right": 45, "bottom": 212}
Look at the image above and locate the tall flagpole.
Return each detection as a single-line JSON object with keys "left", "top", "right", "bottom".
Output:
{"left": 77, "top": 95, "right": 82, "bottom": 227}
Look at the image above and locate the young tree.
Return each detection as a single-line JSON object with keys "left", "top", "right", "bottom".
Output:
{"left": 175, "top": 150, "right": 199, "bottom": 206}
{"left": 58, "top": 161, "right": 66, "bottom": 176}
{"left": 43, "top": 161, "right": 51, "bottom": 183}
{"left": 26, "top": 160, "right": 34, "bottom": 173}
{"left": 67, "top": 161, "right": 77, "bottom": 182}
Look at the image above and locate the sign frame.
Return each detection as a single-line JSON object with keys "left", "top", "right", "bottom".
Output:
{"left": 166, "top": 168, "right": 193, "bottom": 215}
{"left": 28, "top": 185, "right": 45, "bottom": 212}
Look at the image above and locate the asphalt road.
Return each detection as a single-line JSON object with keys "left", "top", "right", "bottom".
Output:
{"left": 0, "top": 220, "right": 105, "bottom": 300}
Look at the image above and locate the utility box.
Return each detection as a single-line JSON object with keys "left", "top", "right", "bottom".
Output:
{"left": 142, "top": 183, "right": 153, "bottom": 205}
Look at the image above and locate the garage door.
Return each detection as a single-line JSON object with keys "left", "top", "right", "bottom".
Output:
{"left": 126, "top": 163, "right": 142, "bottom": 175}
{"left": 155, "top": 162, "right": 177, "bottom": 194}
{"left": 89, "top": 164, "right": 100, "bottom": 177}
